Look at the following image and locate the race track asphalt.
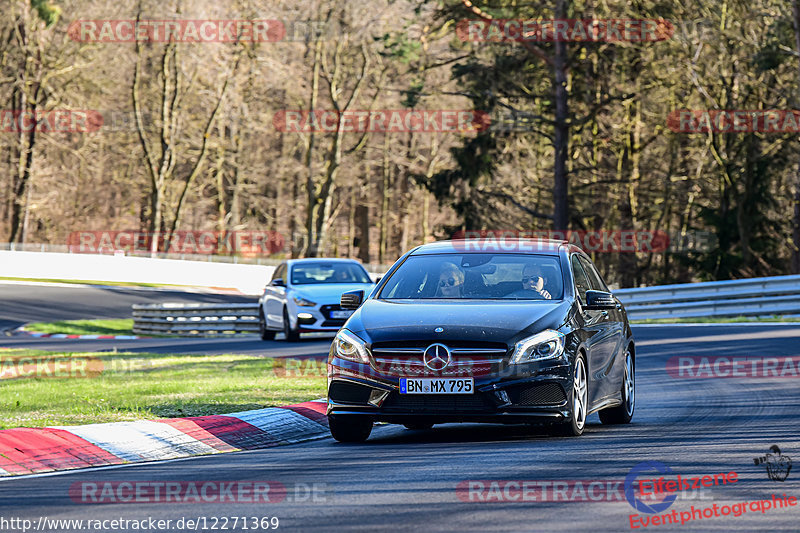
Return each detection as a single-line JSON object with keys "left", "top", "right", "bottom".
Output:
{"left": 0, "top": 284, "right": 798, "bottom": 531}
{"left": 0, "top": 282, "right": 332, "bottom": 357}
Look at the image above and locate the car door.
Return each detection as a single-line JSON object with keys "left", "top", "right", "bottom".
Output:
{"left": 579, "top": 255, "right": 626, "bottom": 400}
{"left": 264, "top": 263, "right": 287, "bottom": 328}
{"left": 570, "top": 255, "right": 618, "bottom": 406}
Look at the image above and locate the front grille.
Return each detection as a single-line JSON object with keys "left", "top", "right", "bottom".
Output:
{"left": 372, "top": 340, "right": 507, "bottom": 350}
{"left": 382, "top": 392, "right": 493, "bottom": 412}
{"left": 509, "top": 383, "right": 567, "bottom": 405}
{"left": 321, "top": 320, "right": 346, "bottom": 327}
{"left": 370, "top": 341, "right": 507, "bottom": 377}
{"left": 329, "top": 381, "right": 372, "bottom": 404}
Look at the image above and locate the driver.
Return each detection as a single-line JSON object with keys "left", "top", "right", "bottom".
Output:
{"left": 508, "top": 264, "right": 551, "bottom": 299}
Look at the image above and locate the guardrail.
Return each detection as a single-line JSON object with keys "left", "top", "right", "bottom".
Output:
{"left": 0, "top": 242, "right": 393, "bottom": 273}
{"left": 132, "top": 303, "right": 260, "bottom": 336}
{"left": 615, "top": 274, "right": 800, "bottom": 320}
{"left": 132, "top": 274, "right": 800, "bottom": 334}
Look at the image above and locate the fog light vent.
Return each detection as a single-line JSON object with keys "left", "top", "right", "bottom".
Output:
{"left": 329, "top": 381, "right": 372, "bottom": 404}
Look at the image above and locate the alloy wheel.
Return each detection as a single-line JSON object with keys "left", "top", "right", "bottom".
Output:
{"left": 624, "top": 350, "right": 635, "bottom": 417}
{"left": 573, "top": 357, "right": 588, "bottom": 430}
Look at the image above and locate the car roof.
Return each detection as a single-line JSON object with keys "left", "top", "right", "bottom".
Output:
{"left": 286, "top": 258, "right": 364, "bottom": 265}
{"left": 408, "top": 239, "right": 570, "bottom": 256}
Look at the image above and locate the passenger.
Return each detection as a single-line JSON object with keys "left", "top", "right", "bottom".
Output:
{"left": 436, "top": 262, "right": 465, "bottom": 298}
{"left": 508, "top": 264, "right": 551, "bottom": 299}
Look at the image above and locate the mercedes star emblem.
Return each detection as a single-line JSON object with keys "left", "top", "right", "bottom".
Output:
{"left": 423, "top": 343, "right": 451, "bottom": 371}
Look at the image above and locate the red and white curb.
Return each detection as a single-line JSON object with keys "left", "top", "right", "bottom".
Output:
{"left": 0, "top": 400, "right": 328, "bottom": 477}
{"left": 13, "top": 328, "right": 147, "bottom": 340}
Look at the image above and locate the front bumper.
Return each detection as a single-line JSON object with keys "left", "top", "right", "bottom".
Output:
{"left": 327, "top": 350, "right": 572, "bottom": 424}
{"left": 293, "top": 303, "right": 354, "bottom": 332}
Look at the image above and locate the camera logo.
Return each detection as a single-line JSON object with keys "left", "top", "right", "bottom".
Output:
{"left": 753, "top": 445, "right": 792, "bottom": 482}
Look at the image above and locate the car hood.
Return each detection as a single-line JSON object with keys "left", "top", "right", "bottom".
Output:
{"left": 347, "top": 299, "right": 571, "bottom": 345}
{"left": 291, "top": 283, "right": 374, "bottom": 304}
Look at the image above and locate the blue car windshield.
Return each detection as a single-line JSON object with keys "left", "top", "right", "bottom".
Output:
{"left": 291, "top": 262, "right": 372, "bottom": 284}
{"left": 379, "top": 253, "right": 564, "bottom": 300}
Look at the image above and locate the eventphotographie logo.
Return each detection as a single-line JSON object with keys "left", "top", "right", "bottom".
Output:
{"left": 625, "top": 462, "right": 679, "bottom": 514}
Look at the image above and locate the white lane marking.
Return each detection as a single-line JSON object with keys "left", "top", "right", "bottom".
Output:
{"left": 51, "top": 420, "right": 218, "bottom": 462}
{"left": 632, "top": 322, "right": 800, "bottom": 327}
{"left": 636, "top": 328, "right": 800, "bottom": 346}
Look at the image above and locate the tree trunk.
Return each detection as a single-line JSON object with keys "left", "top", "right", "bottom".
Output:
{"left": 304, "top": 38, "right": 323, "bottom": 257}
{"left": 379, "top": 135, "right": 391, "bottom": 263}
{"left": 551, "top": 0, "right": 569, "bottom": 230}
{"left": 791, "top": 0, "right": 800, "bottom": 273}
{"left": 357, "top": 203, "right": 370, "bottom": 263}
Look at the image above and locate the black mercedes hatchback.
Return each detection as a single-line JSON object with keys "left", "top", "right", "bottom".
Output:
{"left": 326, "top": 239, "right": 635, "bottom": 442}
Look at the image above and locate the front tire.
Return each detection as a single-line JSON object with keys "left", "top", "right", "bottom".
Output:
{"left": 282, "top": 308, "right": 300, "bottom": 342}
{"left": 599, "top": 347, "right": 634, "bottom": 425}
{"left": 555, "top": 352, "right": 588, "bottom": 436}
{"left": 329, "top": 415, "right": 372, "bottom": 442}
{"left": 259, "top": 310, "right": 275, "bottom": 341}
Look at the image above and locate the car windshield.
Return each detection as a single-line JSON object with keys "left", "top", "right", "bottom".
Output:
{"left": 379, "top": 253, "right": 564, "bottom": 300}
{"left": 291, "top": 262, "right": 371, "bottom": 285}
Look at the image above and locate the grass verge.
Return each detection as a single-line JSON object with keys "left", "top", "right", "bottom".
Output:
{"left": 23, "top": 319, "right": 136, "bottom": 336}
{"left": 0, "top": 349, "right": 326, "bottom": 429}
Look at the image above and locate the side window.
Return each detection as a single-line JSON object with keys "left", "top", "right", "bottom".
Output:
{"left": 570, "top": 256, "right": 591, "bottom": 304}
{"left": 579, "top": 256, "right": 609, "bottom": 292}
{"left": 271, "top": 263, "right": 286, "bottom": 283}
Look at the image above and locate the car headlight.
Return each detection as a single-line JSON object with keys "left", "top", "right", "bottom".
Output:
{"left": 509, "top": 329, "right": 566, "bottom": 364}
{"left": 293, "top": 296, "right": 317, "bottom": 307}
{"left": 334, "top": 330, "right": 370, "bottom": 363}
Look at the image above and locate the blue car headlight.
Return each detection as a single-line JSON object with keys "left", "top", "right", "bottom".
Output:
{"left": 509, "top": 330, "right": 566, "bottom": 364}
{"left": 334, "top": 330, "right": 371, "bottom": 363}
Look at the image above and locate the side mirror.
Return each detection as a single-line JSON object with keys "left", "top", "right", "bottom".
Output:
{"left": 584, "top": 290, "right": 616, "bottom": 310}
{"left": 341, "top": 290, "right": 365, "bottom": 310}
{"left": 272, "top": 278, "right": 285, "bottom": 287}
